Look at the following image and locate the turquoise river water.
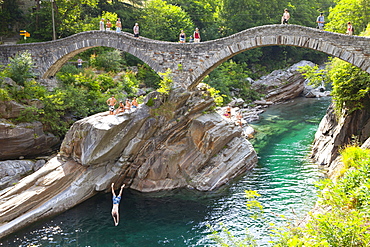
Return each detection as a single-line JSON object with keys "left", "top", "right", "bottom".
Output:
{"left": 1, "top": 97, "right": 331, "bottom": 247}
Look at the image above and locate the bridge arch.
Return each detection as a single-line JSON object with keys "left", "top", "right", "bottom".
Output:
{"left": 185, "top": 25, "right": 370, "bottom": 89}
{"left": 0, "top": 25, "right": 369, "bottom": 89}
{"left": 30, "top": 32, "right": 164, "bottom": 79}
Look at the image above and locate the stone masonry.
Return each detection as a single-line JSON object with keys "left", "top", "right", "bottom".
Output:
{"left": 0, "top": 24, "right": 369, "bottom": 90}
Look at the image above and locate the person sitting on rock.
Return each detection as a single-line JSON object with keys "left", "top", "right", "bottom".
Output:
{"left": 111, "top": 183, "right": 125, "bottom": 226}
{"left": 224, "top": 107, "right": 232, "bottom": 118}
{"left": 125, "top": 99, "right": 132, "bottom": 112}
{"left": 115, "top": 101, "right": 125, "bottom": 115}
{"left": 131, "top": 97, "right": 139, "bottom": 109}
{"left": 236, "top": 111, "right": 243, "bottom": 127}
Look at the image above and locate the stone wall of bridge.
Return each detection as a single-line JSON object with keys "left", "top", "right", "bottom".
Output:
{"left": 0, "top": 25, "right": 369, "bottom": 89}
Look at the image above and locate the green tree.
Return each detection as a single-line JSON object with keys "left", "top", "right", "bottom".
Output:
{"left": 325, "top": 0, "right": 370, "bottom": 34}
{"left": 167, "top": 0, "right": 223, "bottom": 40}
{"left": 26, "top": 0, "right": 99, "bottom": 40}
{"left": 5, "top": 51, "right": 35, "bottom": 86}
{"left": 0, "top": 0, "right": 24, "bottom": 35}
{"left": 141, "top": 0, "right": 194, "bottom": 41}
{"left": 203, "top": 60, "right": 261, "bottom": 104}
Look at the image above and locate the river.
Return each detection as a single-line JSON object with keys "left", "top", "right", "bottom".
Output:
{"left": 0, "top": 96, "right": 331, "bottom": 247}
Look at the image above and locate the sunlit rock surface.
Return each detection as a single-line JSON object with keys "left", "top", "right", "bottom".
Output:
{"left": 0, "top": 88, "right": 257, "bottom": 238}
{"left": 311, "top": 103, "right": 370, "bottom": 177}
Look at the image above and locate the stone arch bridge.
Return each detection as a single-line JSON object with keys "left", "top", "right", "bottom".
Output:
{"left": 0, "top": 24, "right": 369, "bottom": 90}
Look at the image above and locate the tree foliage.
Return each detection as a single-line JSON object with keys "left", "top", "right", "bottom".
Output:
{"left": 167, "top": 0, "right": 223, "bottom": 40}
{"left": 0, "top": 0, "right": 24, "bottom": 35}
{"left": 203, "top": 60, "right": 262, "bottom": 104}
{"left": 5, "top": 51, "right": 35, "bottom": 86}
{"left": 140, "top": 0, "right": 194, "bottom": 42}
{"left": 325, "top": 0, "right": 370, "bottom": 34}
{"left": 272, "top": 146, "right": 370, "bottom": 247}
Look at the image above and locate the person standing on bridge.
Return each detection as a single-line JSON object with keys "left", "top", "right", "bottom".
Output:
{"left": 116, "top": 18, "right": 122, "bottom": 33}
{"left": 316, "top": 13, "right": 325, "bottom": 30}
{"left": 193, "top": 28, "right": 201, "bottom": 42}
{"left": 281, "top": 9, "right": 290, "bottom": 24}
{"left": 106, "top": 19, "right": 112, "bottom": 31}
{"left": 106, "top": 95, "right": 117, "bottom": 115}
{"left": 111, "top": 183, "right": 125, "bottom": 226}
{"left": 99, "top": 18, "right": 105, "bottom": 31}
{"left": 346, "top": 21, "right": 354, "bottom": 35}
{"left": 179, "top": 30, "right": 186, "bottom": 43}
{"left": 133, "top": 23, "right": 140, "bottom": 38}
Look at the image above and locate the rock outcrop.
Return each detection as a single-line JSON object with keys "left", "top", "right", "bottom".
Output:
{"left": 311, "top": 103, "right": 370, "bottom": 176}
{"left": 0, "top": 98, "right": 59, "bottom": 160}
{"left": 0, "top": 119, "right": 59, "bottom": 160}
{"left": 251, "top": 60, "right": 330, "bottom": 104}
{"left": 0, "top": 88, "right": 257, "bottom": 238}
{"left": 251, "top": 61, "right": 314, "bottom": 103}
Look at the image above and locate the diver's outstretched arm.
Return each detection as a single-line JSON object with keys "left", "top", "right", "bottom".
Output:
{"left": 111, "top": 183, "right": 116, "bottom": 197}
{"left": 118, "top": 184, "right": 125, "bottom": 197}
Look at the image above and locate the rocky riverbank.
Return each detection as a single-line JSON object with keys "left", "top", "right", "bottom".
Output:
{"left": 0, "top": 60, "right": 332, "bottom": 239}
{"left": 0, "top": 87, "right": 258, "bottom": 238}
{"left": 311, "top": 103, "right": 370, "bottom": 178}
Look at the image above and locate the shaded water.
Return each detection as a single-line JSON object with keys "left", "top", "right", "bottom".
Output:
{"left": 1, "top": 97, "right": 331, "bottom": 247}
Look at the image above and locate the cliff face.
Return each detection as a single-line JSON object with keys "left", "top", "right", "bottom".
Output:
{"left": 0, "top": 88, "right": 257, "bottom": 238}
{"left": 0, "top": 100, "right": 59, "bottom": 160}
{"left": 311, "top": 103, "right": 370, "bottom": 177}
{"left": 60, "top": 88, "right": 257, "bottom": 192}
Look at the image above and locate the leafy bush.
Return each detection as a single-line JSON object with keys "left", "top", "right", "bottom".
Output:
{"left": 0, "top": 88, "right": 11, "bottom": 101}
{"left": 94, "top": 49, "right": 123, "bottom": 72}
{"left": 272, "top": 146, "right": 370, "bottom": 247}
{"left": 59, "top": 63, "right": 80, "bottom": 75}
{"left": 5, "top": 51, "right": 35, "bottom": 86}
{"left": 203, "top": 60, "right": 262, "bottom": 105}
{"left": 157, "top": 68, "right": 173, "bottom": 96}
{"left": 136, "top": 64, "right": 161, "bottom": 89}
{"left": 300, "top": 58, "right": 370, "bottom": 115}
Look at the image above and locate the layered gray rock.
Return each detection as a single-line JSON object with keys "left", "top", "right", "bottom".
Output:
{"left": 251, "top": 61, "right": 315, "bottom": 103}
{"left": 0, "top": 160, "right": 35, "bottom": 190}
{"left": 0, "top": 119, "right": 59, "bottom": 160}
{"left": 311, "top": 103, "right": 370, "bottom": 176}
{"left": 0, "top": 88, "right": 257, "bottom": 238}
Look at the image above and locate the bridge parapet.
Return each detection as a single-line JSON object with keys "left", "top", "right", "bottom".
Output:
{"left": 0, "top": 25, "right": 369, "bottom": 90}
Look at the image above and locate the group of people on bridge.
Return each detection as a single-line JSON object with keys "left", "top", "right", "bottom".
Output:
{"left": 98, "top": 9, "right": 355, "bottom": 44}
{"left": 106, "top": 95, "right": 139, "bottom": 115}
{"left": 179, "top": 28, "right": 201, "bottom": 43}
{"left": 282, "top": 9, "right": 354, "bottom": 35}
